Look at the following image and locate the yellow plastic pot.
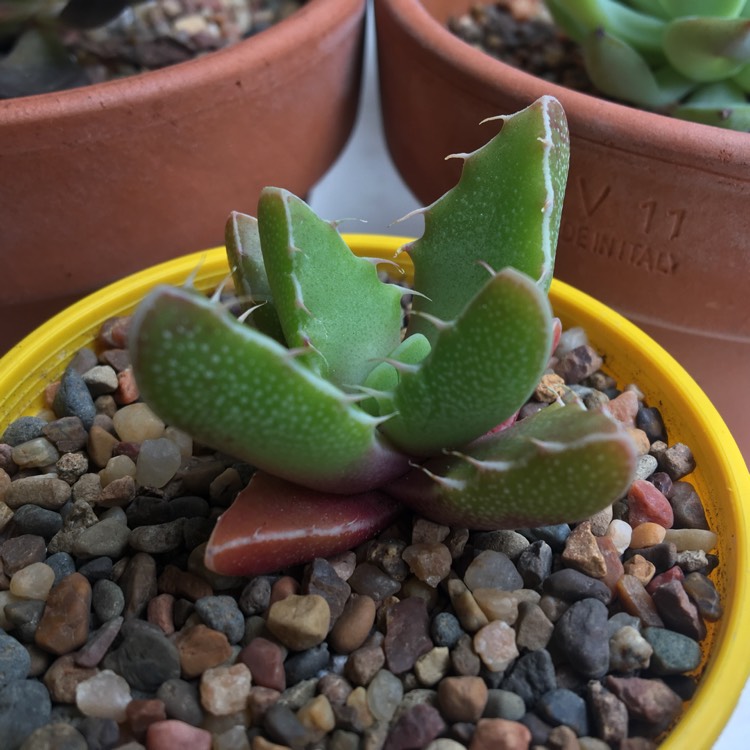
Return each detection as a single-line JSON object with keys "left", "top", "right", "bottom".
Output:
{"left": 0, "top": 235, "right": 748, "bottom": 748}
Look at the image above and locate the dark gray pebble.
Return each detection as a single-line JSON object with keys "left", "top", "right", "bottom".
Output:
{"left": 682, "top": 571, "right": 722, "bottom": 621}
{"left": 348, "top": 562, "right": 401, "bottom": 603}
{"left": 642, "top": 627, "right": 701, "bottom": 675}
{"left": 285, "top": 643, "right": 330, "bottom": 685}
{"left": 182, "top": 517, "right": 214, "bottom": 551}
{"left": 92, "top": 579, "right": 125, "bottom": 623}
{"left": 4, "top": 600, "right": 45, "bottom": 643}
{"left": 45, "top": 552, "right": 77, "bottom": 584}
{"left": 543, "top": 568, "right": 612, "bottom": 604}
{"left": 0, "top": 679, "right": 52, "bottom": 750}
{"left": 77, "top": 556, "right": 114, "bottom": 583}
{"left": 18, "top": 721, "right": 87, "bottom": 750}
{"left": 1, "top": 417, "right": 47, "bottom": 447}
{"left": 636, "top": 406, "right": 667, "bottom": 444}
{"left": 106, "top": 620, "right": 181, "bottom": 692}
{"left": 430, "top": 611, "right": 464, "bottom": 649}
{"left": 0, "top": 633, "right": 31, "bottom": 689}
{"left": 52, "top": 368, "right": 96, "bottom": 431}
{"left": 667, "top": 481, "right": 709, "bottom": 530}
{"left": 156, "top": 678, "right": 204, "bottom": 727}
{"left": 501, "top": 649, "right": 557, "bottom": 709}
{"left": 11, "top": 505, "right": 62, "bottom": 539}
{"left": 518, "top": 524, "right": 571, "bottom": 551}
{"left": 536, "top": 687, "right": 589, "bottom": 736}
{"left": 167, "top": 495, "right": 210, "bottom": 520}
{"left": 128, "top": 518, "right": 185, "bottom": 554}
{"left": 194, "top": 595, "right": 245, "bottom": 644}
{"left": 516, "top": 539, "right": 553, "bottom": 588}
{"left": 554, "top": 598, "right": 610, "bottom": 678}
{"left": 239, "top": 577, "right": 273, "bottom": 616}
{"left": 303, "top": 558, "right": 351, "bottom": 623}
{"left": 483, "top": 688, "right": 525, "bottom": 720}
{"left": 125, "top": 496, "right": 170, "bottom": 528}
{"left": 77, "top": 716, "right": 120, "bottom": 750}
{"left": 263, "top": 702, "right": 311, "bottom": 749}
{"left": 520, "top": 711, "right": 553, "bottom": 745}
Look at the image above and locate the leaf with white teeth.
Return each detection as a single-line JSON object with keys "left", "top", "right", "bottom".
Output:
{"left": 129, "top": 285, "right": 410, "bottom": 493}
{"left": 381, "top": 268, "right": 553, "bottom": 456}
{"left": 257, "top": 187, "right": 404, "bottom": 388}
{"left": 387, "top": 404, "right": 637, "bottom": 529}
{"left": 407, "top": 95, "right": 569, "bottom": 342}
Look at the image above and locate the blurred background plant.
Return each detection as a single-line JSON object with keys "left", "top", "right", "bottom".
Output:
{"left": 449, "top": 0, "right": 750, "bottom": 131}
{"left": 0, "top": 0, "right": 303, "bottom": 98}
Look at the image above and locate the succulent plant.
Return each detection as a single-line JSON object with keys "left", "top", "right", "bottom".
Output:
{"left": 129, "top": 96, "right": 637, "bottom": 576}
{"left": 545, "top": 0, "right": 750, "bottom": 129}
{"left": 0, "top": 0, "right": 135, "bottom": 97}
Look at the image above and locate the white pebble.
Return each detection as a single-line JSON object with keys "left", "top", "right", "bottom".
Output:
{"left": 9, "top": 562, "right": 56, "bottom": 600}
{"left": 663, "top": 528, "right": 718, "bottom": 552}
{"left": 112, "top": 402, "right": 165, "bottom": 442}
{"left": 76, "top": 669, "right": 132, "bottom": 722}
{"left": 605, "top": 519, "right": 632, "bottom": 555}
{"left": 100, "top": 454, "right": 136, "bottom": 487}
{"left": 164, "top": 426, "right": 193, "bottom": 457}
{"left": 136, "top": 438, "right": 182, "bottom": 488}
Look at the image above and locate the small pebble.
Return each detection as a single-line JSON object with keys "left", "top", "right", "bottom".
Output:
{"left": 438, "top": 676, "right": 488, "bottom": 722}
{"left": 34, "top": 572, "right": 92, "bottom": 655}
{"left": 266, "top": 594, "right": 330, "bottom": 651}
{"left": 146, "top": 720, "right": 212, "bottom": 750}
{"left": 200, "top": 663, "right": 252, "bottom": 716}
{"left": 609, "top": 626, "right": 653, "bottom": 672}
{"left": 136, "top": 438, "right": 182, "bottom": 488}
{"left": 76, "top": 670, "right": 132, "bottom": 722}
{"left": 10, "top": 562, "right": 56, "bottom": 600}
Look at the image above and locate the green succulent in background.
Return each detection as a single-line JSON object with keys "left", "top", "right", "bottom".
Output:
{"left": 0, "top": 0, "right": 134, "bottom": 97}
{"left": 128, "top": 96, "right": 637, "bottom": 577}
{"left": 545, "top": 0, "right": 750, "bottom": 130}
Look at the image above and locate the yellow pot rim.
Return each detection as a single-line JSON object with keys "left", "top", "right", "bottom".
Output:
{"left": 0, "top": 234, "right": 748, "bottom": 748}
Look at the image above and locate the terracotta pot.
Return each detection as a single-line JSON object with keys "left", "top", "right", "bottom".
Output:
{"left": 375, "top": 0, "right": 750, "bottom": 465}
{"left": 0, "top": 0, "right": 365, "bottom": 355}
{"left": 0, "top": 236, "right": 748, "bottom": 748}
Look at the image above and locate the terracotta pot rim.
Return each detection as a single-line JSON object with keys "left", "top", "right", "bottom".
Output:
{"left": 0, "top": 0, "right": 364, "bottom": 121}
{"left": 383, "top": 0, "right": 750, "bottom": 171}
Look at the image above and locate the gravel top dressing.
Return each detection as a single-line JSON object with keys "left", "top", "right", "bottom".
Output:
{"left": 0, "top": 313, "right": 721, "bottom": 750}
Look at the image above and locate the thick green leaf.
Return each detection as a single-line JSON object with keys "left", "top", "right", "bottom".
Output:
{"left": 664, "top": 17, "right": 750, "bottom": 82}
{"left": 407, "top": 96, "right": 569, "bottom": 342}
{"left": 257, "top": 188, "right": 404, "bottom": 388}
{"left": 129, "top": 285, "right": 409, "bottom": 493}
{"left": 546, "top": 0, "right": 666, "bottom": 60}
{"left": 388, "top": 404, "right": 637, "bottom": 529}
{"left": 381, "top": 269, "right": 553, "bottom": 456}
{"left": 658, "top": 0, "right": 746, "bottom": 19}
{"left": 673, "top": 81, "right": 750, "bottom": 129}
{"left": 583, "top": 30, "right": 695, "bottom": 106}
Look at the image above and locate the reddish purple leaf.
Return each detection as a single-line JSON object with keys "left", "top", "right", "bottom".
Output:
{"left": 204, "top": 472, "right": 403, "bottom": 576}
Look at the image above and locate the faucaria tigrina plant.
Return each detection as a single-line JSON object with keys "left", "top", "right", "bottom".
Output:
{"left": 545, "top": 0, "right": 750, "bottom": 129}
{"left": 128, "top": 96, "right": 637, "bottom": 576}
